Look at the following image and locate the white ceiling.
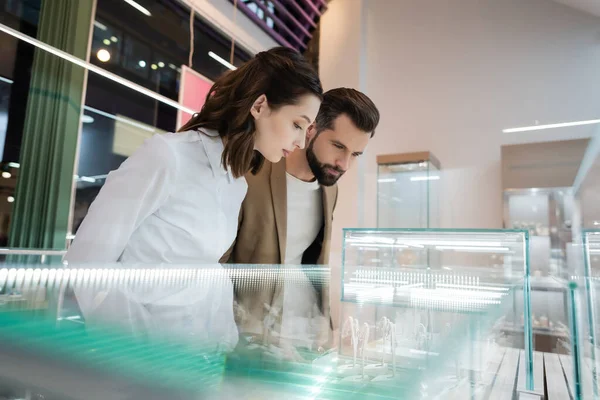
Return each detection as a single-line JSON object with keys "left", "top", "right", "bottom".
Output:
{"left": 553, "top": 0, "right": 600, "bottom": 18}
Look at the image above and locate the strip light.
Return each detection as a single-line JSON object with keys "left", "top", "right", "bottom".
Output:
{"left": 208, "top": 51, "right": 237, "bottom": 70}
{"left": 0, "top": 23, "right": 196, "bottom": 116}
{"left": 0, "top": 76, "right": 13, "bottom": 84}
{"left": 123, "top": 0, "right": 152, "bottom": 16}
{"left": 503, "top": 119, "right": 600, "bottom": 133}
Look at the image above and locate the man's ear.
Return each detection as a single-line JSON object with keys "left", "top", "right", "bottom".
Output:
{"left": 306, "top": 123, "right": 317, "bottom": 141}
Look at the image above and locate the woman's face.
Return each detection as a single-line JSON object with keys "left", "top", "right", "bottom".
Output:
{"left": 251, "top": 94, "right": 321, "bottom": 163}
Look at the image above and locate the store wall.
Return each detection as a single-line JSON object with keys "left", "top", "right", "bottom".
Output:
{"left": 320, "top": 0, "right": 600, "bottom": 267}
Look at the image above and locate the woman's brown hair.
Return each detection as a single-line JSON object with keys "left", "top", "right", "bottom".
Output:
{"left": 178, "top": 47, "right": 323, "bottom": 178}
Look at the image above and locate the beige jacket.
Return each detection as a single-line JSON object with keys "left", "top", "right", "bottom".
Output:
{"left": 221, "top": 159, "right": 338, "bottom": 348}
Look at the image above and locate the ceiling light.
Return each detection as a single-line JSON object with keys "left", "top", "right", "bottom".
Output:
{"left": 2, "top": 172, "right": 11, "bottom": 179}
{"left": 7, "top": 162, "right": 19, "bottom": 168}
{"left": 503, "top": 119, "right": 600, "bottom": 133}
{"left": 96, "top": 49, "right": 111, "bottom": 62}
{"left": 103, "top": 39, "right": 111, "bottom": 46}
{"left": 378, "top": 178, "right": 396, "bottom": 183}
{"left": 0, "top": 23, "right": 195, "bottom": 115}
{"left": 138, "top": 60, "right": 146, "bottom": 68}
{"left": 0, "top": 76, "right": 14, "bottom": 85}
{"left": 168, "top": 63, "right": 176, "bottom": 69}
{"left": 123, "top": 0, "right": 152, "bottom": 16}
{"left": 151, "top": 64, "right": 158, "bottom": 70}
{"left": 7, "top": 196, "right": 14, "bottom": 203}
{"left": 158, "top": 61, "right": 165, "bottom": 68}
{"left": 111, "top": 36, "right": 118, "bottom": 43}
{"left": 208, "top": 51, "right": 236, "bottom": 70}
{"left": 94, "top": 21, "right": 107, "bottom": 31}
{"left": 81, "top": 115, "right": 94, "bottom": 124}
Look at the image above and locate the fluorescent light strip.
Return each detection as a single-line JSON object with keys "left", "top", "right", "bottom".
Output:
{"left": 208, "top": 51, "right": 237, "bottom": 70}
{"left": 0, "top": 23, "right": 195, "bottom": 116}
{"left": 83, "top": 105, "right": 157, "bottom": 132}
{"left": 503, "top": 119, "right": 600, "bottom": 133}
{"left": 0, "top": 76, "right": 13, "bottom": 84}
{"left": 410, "top": 176, "right": 440, "bottom": 181}
{"left": 378, "top": 178, "right": 396, "bottom": 183}
{"left": 123, "top": 0, "right": 152, "bottom": 16}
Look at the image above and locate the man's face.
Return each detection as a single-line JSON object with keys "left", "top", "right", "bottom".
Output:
{"left": 305, "top": 114, "right": 371, "bottom": 186}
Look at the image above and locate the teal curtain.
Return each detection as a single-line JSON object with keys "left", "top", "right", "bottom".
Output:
{"left": 8, "top": 0, "right": 95, "bottom": 254}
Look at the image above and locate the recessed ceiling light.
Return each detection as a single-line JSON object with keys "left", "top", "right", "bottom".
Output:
{"left": 97, "top": 49, "right": 111, "bottom": 62}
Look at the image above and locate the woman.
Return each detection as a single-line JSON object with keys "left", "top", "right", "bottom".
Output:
{"left": 65, "top": 47, "right": 323, "bottom": 264}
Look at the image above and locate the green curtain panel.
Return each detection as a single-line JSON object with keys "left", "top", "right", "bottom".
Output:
{"left": 8, "top": 0, "right": 94, "bottom": 252}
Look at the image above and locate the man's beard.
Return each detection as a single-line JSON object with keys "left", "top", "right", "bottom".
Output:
{"left": 306, "top": 143, "right": 345, "bottom": 187}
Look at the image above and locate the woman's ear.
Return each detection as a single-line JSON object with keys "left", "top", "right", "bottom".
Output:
{"left": 250, "top": 94, "right": 268, "bottom": 120}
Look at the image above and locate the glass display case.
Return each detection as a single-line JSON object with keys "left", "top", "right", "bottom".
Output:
{"left": 339, "top": 228, "right": 537, "bottom": 398}
{"left": 580, "top": 230, "right": 600, "bottom": 398}
{"left": 377, "top": 152, "right": 440, "bottom": 229}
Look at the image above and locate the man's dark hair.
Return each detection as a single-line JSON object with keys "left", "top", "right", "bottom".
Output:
{"left": 314, "top": 88, "right": 379, "bottom": 137}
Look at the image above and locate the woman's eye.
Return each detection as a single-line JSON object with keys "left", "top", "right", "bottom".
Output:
{"left": 294, "top": 123, "right": 302, "bottom": 130}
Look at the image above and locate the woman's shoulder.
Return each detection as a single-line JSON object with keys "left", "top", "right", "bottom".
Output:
{"left": 163, "top": 128, "right": 219, "bottom": 141}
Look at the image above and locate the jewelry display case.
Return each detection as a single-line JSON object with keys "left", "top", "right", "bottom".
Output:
{"left": 338, "top": 228, "right": 537, "bottom": 398}
{"left": 377, "top": 152, "right": 440, "bottom": 229}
